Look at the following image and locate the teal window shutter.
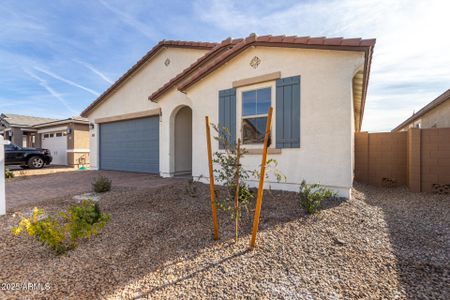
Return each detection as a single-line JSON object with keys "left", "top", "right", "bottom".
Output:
{"left": 218, "top": 88, "right": 236, "bottom": 149}
{"left": 276, "top": 75, "right": 300, "bottom": 148}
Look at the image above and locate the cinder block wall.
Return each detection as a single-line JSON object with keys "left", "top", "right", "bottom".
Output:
{"left": 421, "top": 128, "right": 450, "bottom": 193}
{"left": 355, "top": 131, "right": 407, "bottom": 186}
{"left": 355, "top": 128, "right": 450, "bottom": 193}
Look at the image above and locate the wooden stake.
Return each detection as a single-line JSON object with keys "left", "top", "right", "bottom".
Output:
{"left": 205, "top": 116, "right": 219, "bottom": 240}
{"left": 234, "top": 138, "right": 241, "bottom": 242}
{"left": 250, "top": 107, "right": 273, "bottom": 248}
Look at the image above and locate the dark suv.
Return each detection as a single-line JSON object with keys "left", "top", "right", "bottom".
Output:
{"left": 5, "top": 143, "right": 52, "bottom": 169}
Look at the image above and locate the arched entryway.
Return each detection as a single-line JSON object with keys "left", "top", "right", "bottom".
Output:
{"left": 173, "top": 106, "right": 192, "bottom": 176}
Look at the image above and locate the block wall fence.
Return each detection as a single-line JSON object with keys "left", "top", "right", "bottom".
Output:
{"left": 355, "top": 128, "right": 450, "bottom": 194}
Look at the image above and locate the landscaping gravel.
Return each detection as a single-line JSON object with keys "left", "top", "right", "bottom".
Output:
{"left": 0, "top": 181, "right": 449, "bottom": 299}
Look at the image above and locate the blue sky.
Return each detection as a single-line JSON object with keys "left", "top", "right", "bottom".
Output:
{"left": 1, "top": 0, "right": 449, "bottom": 131}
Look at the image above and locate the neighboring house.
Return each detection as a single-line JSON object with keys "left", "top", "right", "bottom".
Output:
{"left": 0, "top": 113, "right": 58, "bottom": 148}
{"left": 392, "top": 89, "right": 450, "bottom": 132}
{"left": 1, "top": 113, "right": 90, "bottom": 167}
{"left": 81, "top": 34, "right": 375, "bottom": 198}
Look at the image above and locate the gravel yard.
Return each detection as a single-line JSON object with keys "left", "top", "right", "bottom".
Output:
{"left": 0, "top": 181, "right": 449, "bottom": 299}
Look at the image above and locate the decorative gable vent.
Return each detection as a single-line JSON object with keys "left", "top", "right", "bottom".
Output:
{"left": 164, "top": 58, "right": 171, "bottom": 66}
{"left": 250, "top": 56, "right": 261, "bottom": 69}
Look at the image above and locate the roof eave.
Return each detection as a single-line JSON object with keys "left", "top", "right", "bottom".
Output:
{"left": 80, "top": 41, "right": 217, "bottom": 117}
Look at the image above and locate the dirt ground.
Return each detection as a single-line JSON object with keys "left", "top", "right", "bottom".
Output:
{"left": 0, "top": 180, "right": 449, "bottom": 299}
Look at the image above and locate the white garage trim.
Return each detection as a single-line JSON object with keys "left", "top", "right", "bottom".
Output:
{"left": 67, "top": 149, "right": 90, "bottom": 153}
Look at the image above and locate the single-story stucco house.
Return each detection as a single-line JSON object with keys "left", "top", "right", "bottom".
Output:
{"left": 392, "top": 89, "right": 450, "bottom": 131}
{"left": 0, "top": 113, "right": 58, "bottom": 148}
{"left": 1, "top": 113, "right": 90, "bottom": 167}
{"left": 81, "top": 34, "right": 375, "bottom": 198}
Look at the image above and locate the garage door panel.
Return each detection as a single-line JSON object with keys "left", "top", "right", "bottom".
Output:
{"left": 42, "top": 133, "right": 68, "bottom": 165}
{"left": 100, "top": 117, "right": 159, "bottom": 173}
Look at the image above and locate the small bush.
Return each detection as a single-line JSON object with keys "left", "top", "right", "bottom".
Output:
{"left": 92, "top": 176, "right": 112, "bottom": 193}
{"left": 66, "top": 200, "right": 109, "bottom": 241}
{"left": 299, "top": 180, "right": 336, "bottom": 214}
{"left": 5, "top": 168, "right": 14, "bottom": 179}
{"left": 12, "top": 200, "right": 109, "bottom": 255}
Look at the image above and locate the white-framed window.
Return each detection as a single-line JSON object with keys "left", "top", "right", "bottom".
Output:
{"left": 241, "top": 87, "right": 271, "bottom": 144}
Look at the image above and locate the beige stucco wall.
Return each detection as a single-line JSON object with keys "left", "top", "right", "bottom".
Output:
{"left": 86, "top": 47, "right": 210, "bottom": 169}
{"left": 86, "top": 45, "right": 364, "bottom": 198}
{"left": 181, "top": 47, "right": 364, "bottom": 198}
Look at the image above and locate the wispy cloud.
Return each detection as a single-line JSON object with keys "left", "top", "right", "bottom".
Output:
{"left": 194, "top": 0, "right": 450, "bottom": 131}
{"left": 97, "top": 0, "right": 159, "bottom": 39}
{"left": 23, "top": 69, "right": 78, "bottom": 115}
{"left": 33, "top": 66, "right": 99, "bottom": 96}
{"left": 74, "top": 60, "right": 113, "bottom": 84}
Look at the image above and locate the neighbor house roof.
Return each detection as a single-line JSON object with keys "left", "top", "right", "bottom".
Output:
{"left": 80, "top": 40, "right": 217, "bottom": 117}
{"left": 0, "top": 113, "right": 58, "bottom": 128}
{"left": 33, "top": 116, "right": 89, "bottom": 128}
{"left": 392, "top": 89, "right": 450, "bottom": 132}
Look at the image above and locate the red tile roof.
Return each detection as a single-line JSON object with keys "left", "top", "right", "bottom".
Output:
{"left": 80, "top": 40, "right": 217, "bottom": 117}
{"left": 392, "top": 89, "right": 450, "bottom": 132}
{"left": 178, "top": 34, "right": 375, "bottom": 92}
{"left": 174, "top": 34, "right": 375, "bottom": 131}
{"left": 149, "top": 37, "right": 243, "bottom": 101}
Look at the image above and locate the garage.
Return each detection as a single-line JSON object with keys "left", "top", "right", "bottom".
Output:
{"left": 99, "top": 116, "right": 159, "bottom": 173}
{"left": 42, "top": 131, "right": 68, "bottom": 165}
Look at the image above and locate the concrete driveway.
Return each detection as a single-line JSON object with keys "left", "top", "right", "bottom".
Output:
{"left": 5, "top": 170, "right": 184, "bottom": 212}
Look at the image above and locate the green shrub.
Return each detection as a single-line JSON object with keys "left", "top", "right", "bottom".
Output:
{"left": 299, "top": 180, "right": 336, "bottom": 214}
{"left": 65, "top": 200, "right": 109, "bottom": 241}
{"left": 92, "top": 176, "right": 112, "bottom": 193}
{"left": 5, "top": 168, "right": 14, "bottom": 179}
{"left": 12, "top": 200, "right": 109, "bottom": 255}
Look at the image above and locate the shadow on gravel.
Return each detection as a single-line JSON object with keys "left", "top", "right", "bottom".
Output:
{"left": 132, "top": 249, "right": 251, "bottom": 299}
{"left": 2, "top": 180, "right": 317, "bottom": 299}
{"left": 357, "top": 182, "right": 450, "bottom": 300}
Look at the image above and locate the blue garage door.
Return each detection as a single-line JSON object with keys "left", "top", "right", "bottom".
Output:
{"left": 99, "top": 117, "right": 159, "bottom": 173}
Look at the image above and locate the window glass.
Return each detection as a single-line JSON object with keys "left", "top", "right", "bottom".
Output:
{"left": 241, "top": 87, "right": 271, "bottom": 144}
{"left": 56, "top": 132, "right": 62, "bottom": 137}
{"left": 242, "top": 117, "right": 267, "bottom": 144}
{"left": 256, "top": 88, "right": 271, "bottom": 115}
{"left": 49, "top": 133, "right": 54, "bottom": 138}
{"left": 5, "top": 144, "right": 14, "bottom": 151}
{"left": 44, "top": 134, "right": 49, "bottom": 138}
{"left": 242, "top": 90, "right": 257, "bottom": 116}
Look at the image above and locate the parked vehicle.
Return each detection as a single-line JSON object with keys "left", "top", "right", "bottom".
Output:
{"left": 4, "top": 143, "right": 52, "bottom": 169}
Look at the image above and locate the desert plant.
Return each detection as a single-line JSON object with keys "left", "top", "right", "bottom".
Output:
{"left": 12, "top": 200, "right": 109, "bottom": 255}
{"left": 92, "top": 176, "right": 112, "bottom": 193}
{"left": 212, "top": 124, "right": 285, "bottom": 241}
{"left": 299, "top": 180, "right": 336, "bottom": 214}
{"left": 64, "top": 200, "right": 109, "bottom": 242}
{"left": 5, "top": 168, "right": 14, "bottom": 179}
